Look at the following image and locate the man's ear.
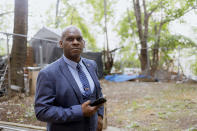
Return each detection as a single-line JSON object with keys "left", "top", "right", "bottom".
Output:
{"left": 59, "top": 41, "right": 63, "bottom": 48}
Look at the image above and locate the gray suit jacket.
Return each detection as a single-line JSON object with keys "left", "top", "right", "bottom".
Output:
{"left": 34, "top": 56, "right": 104, "bottom": 131}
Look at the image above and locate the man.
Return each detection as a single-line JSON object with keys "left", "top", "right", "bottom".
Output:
{"left": 34, "top": 26, "right": 104, "bottom": 131}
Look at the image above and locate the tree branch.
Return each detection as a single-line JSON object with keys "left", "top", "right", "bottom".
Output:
{"left": 133, "top": 0, "right": 143, "bottom": 42}
{"left": 159, "top": 7, "right": 193, "bottom": 26}
{"left": 142, "top": 0, "right": 149, "bottom": 46}
{"left": 0, "top": 11, "right": 13, "bottom": 17}
{"left": 148, "top": 1, "right": 162, "bottom": 17}
{"left": 109, "top": 46, "right": 124, "bottom": 53}
{"left": 142, "top": 0, "right": 147, "bottom": 16}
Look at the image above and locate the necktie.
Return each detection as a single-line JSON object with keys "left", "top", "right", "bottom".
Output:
{"left": 77, "top": 64, "right": 91, "bottom": 97}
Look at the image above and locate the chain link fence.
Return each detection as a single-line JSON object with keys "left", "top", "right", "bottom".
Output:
{"left": 0, "top": 32, "right": 60, "bottom": 96}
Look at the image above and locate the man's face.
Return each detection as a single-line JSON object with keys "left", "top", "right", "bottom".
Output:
{"left": 60, "top": 27, "right": 84, "bottom": 61}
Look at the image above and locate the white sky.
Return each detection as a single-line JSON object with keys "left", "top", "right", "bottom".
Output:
{"left": 1, "top": 0, "right": 197, "bottom": 76}
{"left": 1, "top": 0, "right": 197, "bottom": 48}
{"left": 169, "top": 10, "right": 197, "bottom": 42}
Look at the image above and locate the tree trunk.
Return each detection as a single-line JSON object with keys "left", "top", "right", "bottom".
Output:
{"left": 152, "top": 45, "right": 159, "bottom": 73}
{"left": 140, "top": 43, "right": 148, "bottom": 71}
{"left": 11, "top": 0, "right": 28, "bottom": 89}
{"left": 133, "top": 0, "right": 160, "bottom": 73}
{"left": 103, "top": 51, "right": 113, "bottom": 74}
{"left": 103, "top": 0, "right": 113, "bottom": 74}
{"left": 133, "top": 0, "right": 148, "bottom": 71}
{"left": 151, "top": 22, "right": 163, "bottom": 73}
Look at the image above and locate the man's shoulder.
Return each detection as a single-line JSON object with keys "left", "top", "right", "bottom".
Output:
{"left": 83, "top": 57, "right": 96, "bottom": 65}
{"left": 40, "top": 57, "right": 62, "bottom": 73}
{"left": 82, "top": 57, "right": 95, "bottom": 64}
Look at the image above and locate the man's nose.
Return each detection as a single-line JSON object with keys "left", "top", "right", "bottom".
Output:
{"left": 73, "top": 38, "right": 79, "bottom": 44}
{"left": 72, "top": 38, "right": 78, "bottom": 43}
{"left": 72, "top": 38, "right": 80, "bottom": 46}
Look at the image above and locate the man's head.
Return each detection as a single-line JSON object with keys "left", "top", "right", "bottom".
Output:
{"left": 60, "top": 26, "right": 85, "bottom": 62}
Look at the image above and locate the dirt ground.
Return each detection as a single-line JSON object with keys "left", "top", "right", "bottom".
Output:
{"left": 0, "top": 80, "right": 197, "bottom": 130}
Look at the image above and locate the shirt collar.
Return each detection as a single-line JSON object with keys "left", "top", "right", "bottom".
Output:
{"left": 63, "top": 55, "right": 83, "bottom": 69}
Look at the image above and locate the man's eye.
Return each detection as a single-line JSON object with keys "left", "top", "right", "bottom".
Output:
{"left": 66, "top": 37, "right": 74, "bottom": 41}
{"left": 66, "top": 37, "right": 83, "bottom": 42}
{"left": 76, "top": 37, "right": 82, "bottom": 42}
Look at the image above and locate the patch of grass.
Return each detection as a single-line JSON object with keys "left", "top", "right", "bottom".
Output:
{"left": 131, "top": 101, "right": 139, "bottom": 111}
{"left": 24, "top": 106, "right": 34, "bottom": 118}
{"left": 104, "top": 82, "right": 197, "bottom": 130}
{"left": 157, "top": 112, "right": 168, "bottom": 119}
{"left": 126, "top": 122, "right": 140, "bottom": 129}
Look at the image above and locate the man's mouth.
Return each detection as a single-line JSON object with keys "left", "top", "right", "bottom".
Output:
{"left": 72, "top": 48, "right": 81, "bottom": 51}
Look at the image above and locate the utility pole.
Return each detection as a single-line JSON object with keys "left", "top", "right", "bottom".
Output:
{"left": 104, "top": 0, "right": 111, "bottom": 74}
{"left": 104, "top": 0, "right": 109, "bottom": 54}
{"left": 55, "top": 0, "right": 60, "bottom": 28}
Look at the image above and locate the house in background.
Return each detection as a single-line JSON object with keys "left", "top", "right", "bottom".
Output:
{"left": 30, "top": 27, "right": 62, "bottom": 65}
{"left": 30, "top": 27, "right": 103, "bottom": 78}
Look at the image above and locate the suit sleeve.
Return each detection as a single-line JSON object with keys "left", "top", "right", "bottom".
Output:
{"left": 34, "top": 70, "right": 83, "bottom": 123}
{"left": 93, "top": 61, "right": 104, "bottom": 118}
{"left": 97, "top": 88, "right": 104, "bottom": 118}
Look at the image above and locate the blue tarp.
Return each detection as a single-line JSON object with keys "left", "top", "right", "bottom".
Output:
{"left": 104, "top": 74, "right": 151, "bottom": 82}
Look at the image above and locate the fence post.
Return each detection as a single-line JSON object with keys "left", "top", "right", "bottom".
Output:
{"left": 103, "top": 95, "right": 107, "bottom": 129}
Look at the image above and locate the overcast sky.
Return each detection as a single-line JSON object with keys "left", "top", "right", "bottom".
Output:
{"left": 1, "top": 0, "right": 197, "bottom": 48}
{"left": 1, "top": 0, "right": 197, "bottom": 76}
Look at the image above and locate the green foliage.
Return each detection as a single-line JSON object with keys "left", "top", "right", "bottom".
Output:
{"left": 77, "top": 20, "right": 98, "bottom": 51}
{"left": 86, "top": 0, "right": 105, "bottom": 26}
{"left": 113, "top": 52, "right": 140, "bottom": 71}
{"left": 113, "top": 61, "right": 121, "bottom": 71}
{"left": 116, "top": 0, "right": 196, "bottom": 70}
{"left": 117, "top": 15, "right": 131, "bottom": 43}
{"left": 190, "top": 27, "right": 197, "bottom": 75}
{"left": 157, "top": 0, "right": 196, "bottom": 22}
{"left": 117, "top": 45, "right": 140, "bottom": 68}
{"left": 43, "top": 0, "right": 117, "bottom": 52}
{"left": 45, "top": 4, "right": 56, "bottom": 27}
{"left": 191, "top": 59, "right": 197, "bottom": 75}
{"left": 85, "top": 0, "right": 115, "bottom": 27}
{"left": 126, "top": 122, "right": 140, "bottom": 129}
{"left": 45, "top": 0, "right": 98, "bottom": 51}
{"left": 160, "top": 35, "right": 195, "bottom": 49}
{"left": 157, "top": 34, "right": 196, "bottom": 68}
{"left": 116, "top": 9, "right": 136, "bottom": 44}
{"left": 115, "top": 10, "right": 140, "bottom": 68}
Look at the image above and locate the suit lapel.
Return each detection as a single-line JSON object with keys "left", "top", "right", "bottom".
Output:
{"left": 59, "top": 57, "right": 83, "bottom": 104}
{"left": 82, "top": 59, "right": 100, "bottom": 90}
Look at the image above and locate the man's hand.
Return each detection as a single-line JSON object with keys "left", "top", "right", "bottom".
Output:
{"left": 82, "top": 100, "right": 101, "bottom": 117}
{"left": 97, "top": 115, "right": 103, "bottom": 131}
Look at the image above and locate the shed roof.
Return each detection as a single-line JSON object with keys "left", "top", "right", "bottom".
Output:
{"left": 30, "top": 27, "right": 62, "bottom": 43}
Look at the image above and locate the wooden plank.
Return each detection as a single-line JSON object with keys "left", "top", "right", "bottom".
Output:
{"left": 0, "top": 121, "right": 46, "bottom": 130}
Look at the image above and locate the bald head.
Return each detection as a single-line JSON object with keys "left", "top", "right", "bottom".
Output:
{"left": 61, "top": 26, "right": 82, "bottom": 41}
{"left": 59, "top": 25, "right": 85, "bottom": 62}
